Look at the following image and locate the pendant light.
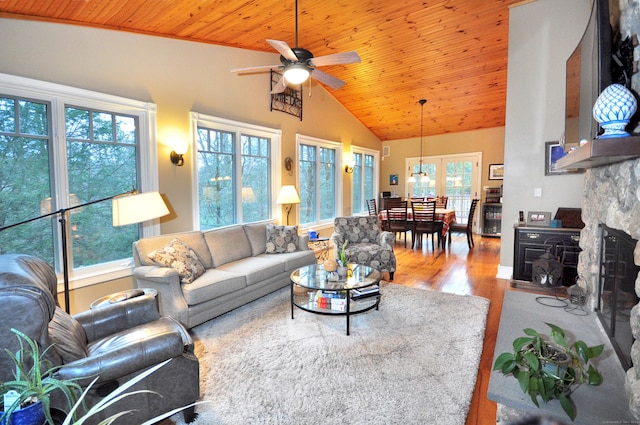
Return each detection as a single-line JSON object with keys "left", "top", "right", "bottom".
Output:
{"left": 408, "top": 99, "right": 428, "bottom": 183}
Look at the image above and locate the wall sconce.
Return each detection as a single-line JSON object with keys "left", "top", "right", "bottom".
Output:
{"left": 170, "top": 140, "right": 189, "bottom": 166}
{"left": 344, "top": 164, "right": 354, "bottom": 174}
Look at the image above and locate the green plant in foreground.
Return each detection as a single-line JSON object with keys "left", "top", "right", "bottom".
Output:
{"left": 1, "top": 328, "right": 82, "bottom": 425}
{"left": 492, "top": 322, "right": 604, "bottom": 421}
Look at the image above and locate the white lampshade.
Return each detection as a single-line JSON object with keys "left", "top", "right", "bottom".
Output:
{"left": 276, "top": 185, "right": 301, "bottom": 205}
{"left": 284, "top": 65, "right": 310, "bottom": 85}
{"left": 112, "top": 191, "right": 170, "bottom": 226}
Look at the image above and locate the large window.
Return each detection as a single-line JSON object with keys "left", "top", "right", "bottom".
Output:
{"left": 0, "top": 73, "right": 158, "bottom": 288}
{"left": 193, "top": 113, "right": 280, "bottom": 230}
{"left": 351, "top": 147, "right": 379, "bottom": 215}
{"left": 297, "top": 134, "right": 341, "bottom": 227}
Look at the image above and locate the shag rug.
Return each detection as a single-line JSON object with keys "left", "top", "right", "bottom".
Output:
{"left": 167, "top": 283, "right": 490, "bottom": 425}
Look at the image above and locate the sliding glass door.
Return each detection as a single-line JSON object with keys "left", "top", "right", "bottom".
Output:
{"left": 407, "top": 153, "right": 481, "bottom": 225}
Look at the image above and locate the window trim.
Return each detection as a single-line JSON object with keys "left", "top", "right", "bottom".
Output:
{"left": 190, "top": 112, "right": 282, "bottom": 229}
{"left": 351, "top": 145, "right": 380, "bottom": 215}
{"left": 0, "top": 72, "right": 160, "bottom": 291}
{"left": 296, "top": 133, "right": 343, "bottom": 230}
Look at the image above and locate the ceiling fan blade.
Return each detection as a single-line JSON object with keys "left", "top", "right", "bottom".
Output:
{"left": 270, "top": 75, "right": 287, "bottom": 94}
{"left": 230, "top": 64, "right": 282, "bottom": 74}
{"left": 310, "top": 51, "right": 361, "bottom": 67}
{"left": 267, "top": 39, "right": 298, "bottom": 62}
{"left": 310, "top": 69, "right": 346, "bottom": 90}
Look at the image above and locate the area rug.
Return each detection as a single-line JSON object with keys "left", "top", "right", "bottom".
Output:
{"left": 167, "top": 283, "right": 490, "bottom": 425}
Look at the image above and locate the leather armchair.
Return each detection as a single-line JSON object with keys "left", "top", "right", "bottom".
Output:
{"left": 0, "top": 254, "right": 199, "bottom": 424}
{"left": 330, "top": 216, "right": 397, "bottom": 280}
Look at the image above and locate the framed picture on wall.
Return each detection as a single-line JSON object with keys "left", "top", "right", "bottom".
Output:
{"left": 488, "top": 164, "right": 504, "bottom": 180}
{"left": 390, "top": 174, "right": 398, "bottom": 185}
{"left": 545, "top": 141, "right": 583, "bottom": 175}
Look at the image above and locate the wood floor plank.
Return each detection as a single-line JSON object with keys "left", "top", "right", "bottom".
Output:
{"left": 390, "top": 233, "right": 505, "bottom": 425}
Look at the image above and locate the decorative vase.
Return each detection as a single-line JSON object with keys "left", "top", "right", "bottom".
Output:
{"left": 0, "top": 400, "right": 45, "bottom": 425}
{"left": 592, "top": 83, "right": 637, "bottom": 138}
{"left": 337, "top": 266, "right": 348, "bottom": 278}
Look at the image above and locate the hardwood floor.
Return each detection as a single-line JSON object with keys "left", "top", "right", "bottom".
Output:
{"left": 390, "top": 231, "right": 507, "bottom": 425}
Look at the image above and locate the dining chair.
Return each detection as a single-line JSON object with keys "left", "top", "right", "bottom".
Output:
{"left": 436, "top": 196, "right": 449, "bottom": 209}
{"left": 450, "top": 198, "right": 480, "bottom": 249}
{"left": 366, "top": 198, "right": 377, "bottom": 216}
{"left": 385, "top": 200, "right": 411, "bottom": 248}
{"left": 411, "top": 200, "right": 443, "bottom": 250}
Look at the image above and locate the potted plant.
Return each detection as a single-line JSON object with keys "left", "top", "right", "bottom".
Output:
{"left": 336, "top": 240, "right": 349, "bottom": 277}
{"left": 1, "top": 329, "right": 82, "bottom": 425}
{"left": 492, "top": 322, "right": 604, "bottom": 421}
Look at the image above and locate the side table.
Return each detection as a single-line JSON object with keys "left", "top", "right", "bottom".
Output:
{"left": 308, "top": 237, "right": 330, "bottom": 263}
{"left": 90, "top": 288, "right": 158, "bottom": 309}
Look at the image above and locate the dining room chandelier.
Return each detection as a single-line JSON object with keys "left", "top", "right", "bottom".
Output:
{"left": 407, "top": 99, "right": 430, "bottom": 183}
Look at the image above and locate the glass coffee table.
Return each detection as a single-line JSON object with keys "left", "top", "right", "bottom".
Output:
{"left": 290, "top": 263, "right": 381, "bottom": 335}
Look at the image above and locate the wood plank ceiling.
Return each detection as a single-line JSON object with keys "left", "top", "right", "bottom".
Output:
{"left": 0, "top": 0, "right": 530, "bottom": 141}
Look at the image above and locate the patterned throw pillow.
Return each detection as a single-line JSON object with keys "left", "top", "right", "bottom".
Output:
{"left": 148, "top": 238, "right": 205, "bottom": 284}
{"left": 265, "top": 224, "right": 299, "bottom": 254}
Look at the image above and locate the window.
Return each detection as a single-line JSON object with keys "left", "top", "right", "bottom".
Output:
{"left": 297, "top": 134, "right": 341, "bottom": 227}
{"left": 192, "top": 113, "right": 280, "bottom": 230}
{"left": 351, "top": 147, "right": 379, "bottom": 214}
{"left": 0, "top": 73, "right": 158, "bottom": 288}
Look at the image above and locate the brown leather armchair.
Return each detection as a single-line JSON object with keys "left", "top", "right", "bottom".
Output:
{"left": 0, "top": 254, "right": 199, "bottom": 424}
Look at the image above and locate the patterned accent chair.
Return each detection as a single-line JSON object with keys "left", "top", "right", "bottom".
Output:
{"left": 330, "top": 216, "right": 397, "bottom": 280}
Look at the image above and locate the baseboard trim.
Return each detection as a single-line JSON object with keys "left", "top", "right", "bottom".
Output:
{"left": 496, "top": 265, "right": 512, "bottom": 280}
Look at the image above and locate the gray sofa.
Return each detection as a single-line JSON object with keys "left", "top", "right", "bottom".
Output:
{"left": 132, "top": 220, "right": 316, "bottom": 329}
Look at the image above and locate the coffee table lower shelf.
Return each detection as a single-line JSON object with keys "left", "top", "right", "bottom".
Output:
{"left": 291, "top": 289, "right": 380, "bottom": 335}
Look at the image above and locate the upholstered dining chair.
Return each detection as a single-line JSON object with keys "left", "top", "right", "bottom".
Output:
{"left": 0, "top": 254, "right": 200, "bottom": 424}
{"left": 385, "top": 200, "right": 411, "bottom": 248}
{"left": 450, "top": 198, "right": 480, "bottom": 249}
{"left": 330, "top": 216, "right": 397, "bottom": 280}
{"left": 411, "top": 200, "right": 443, "bottom": 250}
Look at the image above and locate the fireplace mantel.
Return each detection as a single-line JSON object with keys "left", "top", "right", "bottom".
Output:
{"left": 556, "top": 135, "right": 640, "bottom": 169}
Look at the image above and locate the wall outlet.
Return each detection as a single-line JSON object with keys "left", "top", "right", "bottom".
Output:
{"left": 534, "top": 187, "right": 542, "bottom": 197}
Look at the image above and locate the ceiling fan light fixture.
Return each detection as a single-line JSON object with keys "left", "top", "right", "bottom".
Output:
{"left": 284, "top": 64, "right": 310, "bottom": 85}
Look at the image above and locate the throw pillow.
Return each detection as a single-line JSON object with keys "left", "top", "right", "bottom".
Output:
{"left": 265, "top": 224, "right": 299, "bottom": 254}
{"left": 148, "top": 238, "right": 206, "bottom": 284}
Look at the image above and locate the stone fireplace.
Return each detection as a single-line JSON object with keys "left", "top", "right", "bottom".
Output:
{"left": 577, "top": 157, "right": 640, "bottom": 417}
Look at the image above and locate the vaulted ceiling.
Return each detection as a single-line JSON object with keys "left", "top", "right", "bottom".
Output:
{"left": 0, "top": 0, "right": 530, "bottom": 141}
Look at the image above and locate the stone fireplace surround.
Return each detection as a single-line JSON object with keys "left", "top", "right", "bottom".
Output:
{"left": 579, "top": 157, "right": 640, "bottom": 417}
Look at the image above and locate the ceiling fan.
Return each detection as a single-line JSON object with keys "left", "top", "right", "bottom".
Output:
{"left": 230, "top": 0, "right": 361, "bottom": 94}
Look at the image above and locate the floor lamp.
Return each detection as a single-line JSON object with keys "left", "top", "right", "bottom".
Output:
{"left": 0, "top": 190, "right": 169, "bottom": 313}
{"left": 276, "top": 185, "right": 300, "bottom": 225}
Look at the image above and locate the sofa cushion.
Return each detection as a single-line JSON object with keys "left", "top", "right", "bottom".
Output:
{"left": 147, "top": 239, "right": 206, "bottom": 284}
{"left": 265, "top": 224, "right": 299, "bottom": 254}
{"left": 257, "top": 250, "right": 317, "bottom": 272}
{"left": 181, "top": 269, "right": 246, "bottom": 306}
{"left": 243, "top": 221, "right": 271, "bottom": 256}
{"left": 204, "top": 225, "right": 253, "bottom": 267}
{"left": 216, "top": 257, "right": 285, "bottom": 286}
{"left": 134, "top": 231, "right": 213, "bottom": 269}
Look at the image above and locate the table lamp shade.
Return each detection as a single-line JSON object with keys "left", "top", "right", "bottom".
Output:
{"left": 276, "top": 185, "right": 300, "bottom": 205}
{"left": 112, "top": 191, "right": 170, "bottom": 226}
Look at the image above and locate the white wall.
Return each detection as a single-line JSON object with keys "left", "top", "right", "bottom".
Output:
{"left": 500, "top": 0, "right": 592, "bottom": 275}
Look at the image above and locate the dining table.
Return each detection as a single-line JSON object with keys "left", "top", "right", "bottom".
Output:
{"left": 378, "top": 208, "right": 457, "bottom": 248}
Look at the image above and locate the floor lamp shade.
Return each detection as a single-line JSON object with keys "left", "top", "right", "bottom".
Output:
{"left": 276, "top": 185, "right": 301, "bottom": 205}
{"left": 112, "top": 191, "right": 170, "bottom": 226}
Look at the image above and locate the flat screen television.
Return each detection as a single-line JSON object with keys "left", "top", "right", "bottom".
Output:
{"left": 563, "top": 0, "right": 613, "bottom": 148}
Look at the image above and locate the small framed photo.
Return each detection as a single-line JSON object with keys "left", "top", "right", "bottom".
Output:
{"left": 488, "top": 164, "right": 504, "bottom": 180}
{"left": 527, "top": 211, "right": 551, "bottom": 227}
{"left": 545, "top": 141, "right": 582, "bottom": 175}
{"left": 390, "top": 173, "right": 398, "bottom": 185}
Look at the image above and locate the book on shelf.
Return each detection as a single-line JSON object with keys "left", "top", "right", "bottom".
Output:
{"left": 351, "top": 285, "right": 380, "bottom": 299}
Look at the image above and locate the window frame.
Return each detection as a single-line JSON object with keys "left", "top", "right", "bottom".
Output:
{"left": 0, "top": 72, "right": 160, "bottom": 290}
{"left": 296, "top": 133, "right": 343, "bottom": 229}
{"left": 351, "top": 146, "right": 380, "bottom": 215}
{"left": 190, "top": 112, "right": 282, "bottom": 229}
